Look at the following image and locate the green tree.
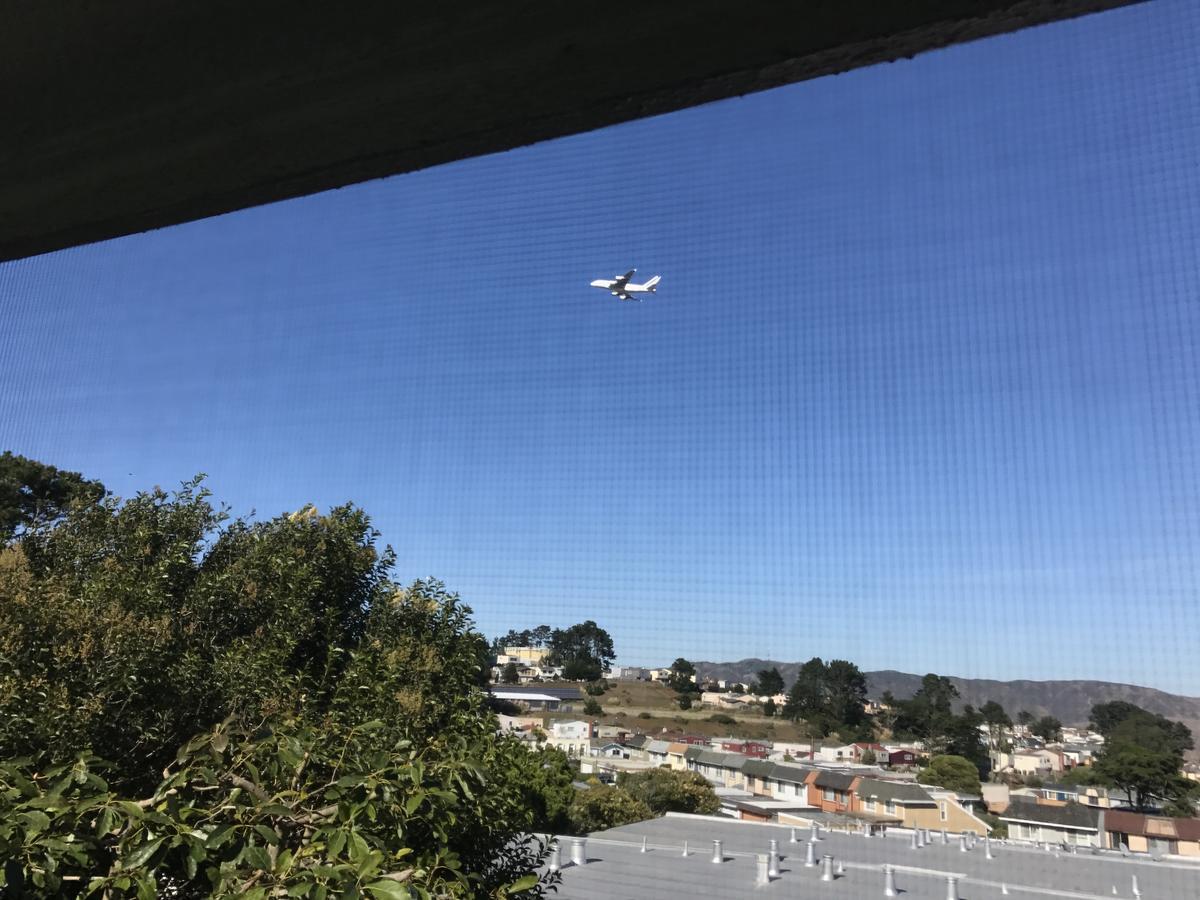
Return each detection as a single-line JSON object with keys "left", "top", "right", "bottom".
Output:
{"left": 1088, "top": 702, "right": 1197, "bottom": 814}
{"left": 618, "top": 769, "right": 719, "bottom": 815}
{"left": 549, "top": 621, "right": 615, "bottom": 682}
{"left": 755, "top": 667, "right": 785, "bottom": 697}
{"left": 1017, "top": 710, "right": 1034, "bottom": 727}
{"left": 1030, "top": 715, "right": 1063, "bottom": 743}
{"left": 781, "top": 657, "right": 870, "bottom": 737}
{"left": 891, "top": 674, "right": 961, "bottom": 754}
{"left": 583, "top": 697, "right": 603, "bottom": 716}
{"left": 0, "top": 450, "right": 105, "bottom": 542}
{"left": 918, "top": 755, "right": 983, "bottom": 796}
{"left": 763, "top": 698, "right": 777, "bottom": 718}
{"left": 944, "top": 704, "right": 989, "bottom": 775}
{"left": 860, "top": 748, "right": 878, "bottom": 765}
{"left": 1090, "top": 702, "right": 1193, "bottom": 756}
{"left": 1092, "top": 744, "right": 1198, "bottom": 814}
{"left": 0, "top": 476, "right": 559, "bottom": 897}
{"left": 501, "top": 661, "right": 520, "bottom": 684}
{"left": 825, "top": 659, "right": 869, "bottom": 729}
{"left": 568, "top": 785, "right": 652, "bottom": 833}
{"left": 678, "top": 694, "right": 693, "bottom": 711}
{"left": 667, "top": 657, "right": 698, "bottom": 694}
{"left": 980, "top": 700, "right": 1013, "bottom": 751}
{"left": 1089, "top": 701, "right": 1144, "bottom": 736}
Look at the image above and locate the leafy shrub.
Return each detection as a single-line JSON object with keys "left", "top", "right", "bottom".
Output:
{"left": 637, "top": 712, "right": 653, "bottom": 720}
{"left": 617, "top": 769, "right": 719, "bottom": 815}
{"left": 0, "top": 477, "right": 559, "bottom": 897}
{"left": 707, "top": 714, "right": 737, "bottom": 725}
{"left": 567, "top": 785, "right": 652, "bottom": 834}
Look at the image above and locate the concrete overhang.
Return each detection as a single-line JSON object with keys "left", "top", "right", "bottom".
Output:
{"left": 1, "top": 1, "right": 1141, "bottom": 262}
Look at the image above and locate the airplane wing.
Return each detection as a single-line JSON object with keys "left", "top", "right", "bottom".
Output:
{"left": 613, "top": 269, "right": 635, "bottom": 288}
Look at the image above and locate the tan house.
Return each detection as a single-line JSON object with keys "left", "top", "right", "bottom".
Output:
{"left": 1103, "top": 810, "right": 1200, "bottom": 857}
{"left": 855, "top": 778, "right": 992, "bottom": 834}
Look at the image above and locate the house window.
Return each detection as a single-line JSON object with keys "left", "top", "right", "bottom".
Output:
{"left": 939, "top": 802, "right": 948, "bottom": 822}
{"left": 865, "top": 798, "right": 876, "bottom": 812}
{"left": 824, "top": 788, "right": 836, "bottom": 802}
{"left": 886, "top": 801, "right": 897, "bottom": 816}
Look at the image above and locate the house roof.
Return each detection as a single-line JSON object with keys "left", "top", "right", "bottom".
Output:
{"left": 813, "top": 770, "right": 857, "bottom": 791}
{"left": 857, "top": 778, "right": 936, "bottom": 805}
{"left": 999, "top": 798, "right": 1101, "bottom": 831}
{"left": 692, "top": 749, "right": 748, "bottom": 770}
{"left": 623, "top": 734, "right": 649, "bottom": 750}
{"left": 1105, "top": 810, "right": 1200, "bottom": 842}
{"left": 742, "top": 759, "right": 776, "bottom": 778}
{"left": 489, "top": 685, "right": 582, "bottom": 700}
{"left": 769, "top": 763, "right": 813, "bottom": 785}
{"left": 489, "top": 690, "right": 562, "bottom": 703}
{"left": 549, "top": 812, "right": 1200, "bottom": 899}
{"left": 646, "top": 740, "right": 670, "bottom": 754}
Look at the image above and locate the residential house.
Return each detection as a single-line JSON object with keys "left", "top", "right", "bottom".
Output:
{"left": 701, "top": 691, "right": 752, "bottom": 709}
{"left": 487, "top": 685, "right": 582, "bottom": 711}
{"left": 857, "top": 778, "right": 992, "bottom": 834}
{"left": 1010, "top": 747, "right": 1065, "bottom": 776}
{"left": 688, "top": 749, "right": 748, "bottom": 788}
{"left": 768, "top": 741, "right": 816, "bottom": 761}
{"left": 544, "top": 719, "right": 595, "bottom": 758}
{"left": 806, "top": 770, "right": 859, "bottom": 813}
{"left": 1103, "top": 810, "right": 1200, "bottom": 857}
{"left": 645, "top": 740, "right": 671, "bottom": 767}
{"left": 998, "top": 797, "right": 1102, "bottom": 847}
{"left": 886, "top": 748, "right": 919, "bottom": 768}
{"left": 851, "top": 742, "right": 886, "bottom": 763}
{"left": 716, "top": 738, "right": 769, "bottom": 759}
{"left": 815, "top": 743, "right": 858, "bottom": 764}
{"left": 590, "top": 742, "right": 631, "bottom": 759}
{"left": 648, "top": 744, "right": 696, "bottom": 772}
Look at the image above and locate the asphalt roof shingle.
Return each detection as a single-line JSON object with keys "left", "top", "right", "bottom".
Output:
{"left": 856, "top": 778, "right": 936, "bottom": 805}
{"left": 999, "top": 798, "right": 1101, "bottom": 830}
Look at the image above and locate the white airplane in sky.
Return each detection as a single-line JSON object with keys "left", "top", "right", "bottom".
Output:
{"left": 589, "top": 269, "right": 661, "bottom": 302}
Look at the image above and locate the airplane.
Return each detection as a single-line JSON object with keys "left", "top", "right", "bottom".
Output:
{"left": 589, "top": 268, "right": 661, "bottom": 302}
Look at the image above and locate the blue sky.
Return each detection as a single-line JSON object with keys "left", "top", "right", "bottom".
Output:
{"left": 3, "top": 2, "right": 1199, "bottom": 693}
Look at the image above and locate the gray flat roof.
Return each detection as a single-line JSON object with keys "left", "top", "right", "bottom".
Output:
{"left": 545, "top": 814, "right": 1200, "bottom": 899}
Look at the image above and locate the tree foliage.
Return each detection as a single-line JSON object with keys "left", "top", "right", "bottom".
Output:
{"left": 0, "top": 450, "right": 105, "bottom": 542}
{"left": 1030, "top": 715, "right": 1063, "bottom": 743}
{"left": 781, "top": 657, "right": 868, "bottom": 737}
{"left": 617, "top": 769, "right": 718, "bottom": 816}
{"left": 666, "top": 658, "right": 698, "bottom": 694}
{"left": 547, "top": 622, "right": 615, "bottom": 682}
{"left": 979, "top": 701, "right": 1012, "bottom": 751}
{"left": 1088, "top": 702, "right": 1197, "bottom": 814}
{"left": 918, "top": 755, "right": 982, "bottom": 796}
{"left": 0, "top": 474, "right": 559, "bottom": 897}
{"left": 752, "top": 668, "right": 785, "bottom": 697}
{"left": 567, "top": 786, "right": 651, "bottom": 835}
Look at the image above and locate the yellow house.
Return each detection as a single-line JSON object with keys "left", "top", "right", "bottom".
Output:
{"left": 855, "top": 779, "right": 991, "bottom": 834}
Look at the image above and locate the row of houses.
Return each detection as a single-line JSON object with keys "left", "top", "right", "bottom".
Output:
{"left": 679, "top": 748, "right": 991, "bottom": 835}
{"left": 994, "top": 797, "right": 1200, "bottom": 856}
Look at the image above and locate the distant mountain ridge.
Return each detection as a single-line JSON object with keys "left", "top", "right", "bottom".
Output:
{"left": 693, "top": 659, "right": 1200, "bottom": 727}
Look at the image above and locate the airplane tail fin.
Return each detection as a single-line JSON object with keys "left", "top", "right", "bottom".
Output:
{"left": 645, "top": 275, "right": 661, "bottom": 292}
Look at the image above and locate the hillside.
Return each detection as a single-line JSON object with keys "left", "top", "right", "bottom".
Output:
{"left": 693, "top": 659, "right": 1200, "bottom": 727}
